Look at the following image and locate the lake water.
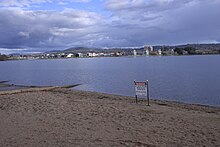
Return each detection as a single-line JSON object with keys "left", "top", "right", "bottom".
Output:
{"left": 0, "top": 55, "right": 220, "bottom": 106}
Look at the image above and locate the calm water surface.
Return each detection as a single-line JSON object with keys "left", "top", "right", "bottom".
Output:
{"left": 0, "top": 55, "right": 220, "bottom": 106}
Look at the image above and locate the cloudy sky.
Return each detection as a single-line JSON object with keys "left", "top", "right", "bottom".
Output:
{"left": 0, "top": 0, "right": 220, "bottom": 54}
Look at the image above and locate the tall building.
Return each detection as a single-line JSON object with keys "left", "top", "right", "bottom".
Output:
{"left": 144, "top": 45, "right": 152, "bottom": 55}
{"left": 146, "top": 50, "right": 149, "bottom": 55}
{"left": 144, "top": 45, "right": 153, "bottom": 52}
{"left": 158, "top": 49, "right": 162, "bottom": 55}
{"left": 133, "top": 50, "right": 137, "bottom": 56}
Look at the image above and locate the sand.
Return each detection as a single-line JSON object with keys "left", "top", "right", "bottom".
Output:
{"left": 0, "top": 88, "right": 220, "bottom": 147}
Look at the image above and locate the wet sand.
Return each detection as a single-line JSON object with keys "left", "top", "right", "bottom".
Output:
{"left": 0, "top": 88, "right": 220, "bottom": 146}
{"left": 0, "top": 81, "right": 36, "bottom": 91}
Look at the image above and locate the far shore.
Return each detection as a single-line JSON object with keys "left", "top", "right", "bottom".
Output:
{"left": 0, "top": 54, "right": 219, "bottom": 62}
{"left": 0, "top": 87, "right": 219, "bottom": 146}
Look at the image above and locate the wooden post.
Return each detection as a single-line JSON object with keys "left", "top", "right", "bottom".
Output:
{"left": 134, "top": 81, "right": 138, "bottom": 104}
{"left": 135, "top": 95, "right": 138, "bottom": 104}
{"left": 147, "top": 80, "right": 150, "bottom": 106}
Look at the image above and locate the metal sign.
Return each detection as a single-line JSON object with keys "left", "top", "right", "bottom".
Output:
{"left": 134, "top": 81, "right": 147, "bottom": 96}
{"left": 134, "top": 80, "right": 150, "bottom": 105}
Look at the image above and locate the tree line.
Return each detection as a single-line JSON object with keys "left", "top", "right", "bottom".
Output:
{"left": 0, "top": 54, "right": 8, "bottom": 61}
{"left": 174, "top": 47, "right": 196, "bottom": 55}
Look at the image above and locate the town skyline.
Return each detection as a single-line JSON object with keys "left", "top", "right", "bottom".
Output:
{"left": 1, "top": 42, "right": 220, "bottom": 55}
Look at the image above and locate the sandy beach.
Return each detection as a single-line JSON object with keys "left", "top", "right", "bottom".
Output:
{"left": 0, "top": 87, "right": 220, "bottom": 146}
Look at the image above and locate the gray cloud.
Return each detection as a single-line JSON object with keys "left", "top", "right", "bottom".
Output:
{"left": 0, "top": 8, "right": 104, "bottom": 50}
{"left": 104, "top": 0, "right": 220, "bottom": 45}
{"left": 0, "top": 0, "right": 220, "bottom": 53}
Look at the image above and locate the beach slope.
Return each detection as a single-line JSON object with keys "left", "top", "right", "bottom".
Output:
{"left": 0, "top": 88, "right": 220, "bottom": 146}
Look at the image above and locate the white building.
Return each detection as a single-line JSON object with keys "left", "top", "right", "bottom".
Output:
{"left": 146, "top": 50, "right": 149, "bottom": 56}
{"left": 170, "top": 49, "right": 174, "bottom": 54}
{"left": 92, "top": 53, "right": 98, "bottom": 57}
{"left": 87, "top": 53, "right": 92, "bottom": 57}
{"left": 158, "top": 49, "right": 162, "bottom": 55}
{"left": 67, "top": 53, "right": 74, "bottom": 58}
{"left": 133, "top": 50, "right": 137, "bottom": 56}
{"left": 144, "top": 45, "right": 153, "bottom": 52}
{"left": 76, "top": 53, "right": 83, "bottom": 57}
{"left": 98, "top": 53, "right": 104, "bottom": 56}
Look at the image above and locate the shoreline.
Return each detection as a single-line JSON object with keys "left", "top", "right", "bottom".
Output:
{"left": 1, "top": 87, "right": 219, "bottom": 111}
{"left": 0, "top": 82, "right": 219, "bottom": 108}
{"left": 0, "top": 54, "right": 219, "bottom": 62}
{"left": 0, "top": 87, "right": 220, "bottom": 146}
{"left": 0, "top": 81, "right": 81, "bottom": 92}
{"left": 1, "top": 87, "right": 219, "bottom": 109}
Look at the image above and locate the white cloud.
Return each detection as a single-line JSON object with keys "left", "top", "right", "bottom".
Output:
{"left": 0, "top": 48, "right": 28, "bottom": 54}
{"left": 67, "top": 0, "right": 91, "bottom": 2}
{"left": 0, "top": 0, "right": 51, "bottom": 7}
{"left": 0, "top": 0, "right": 91, "bottom": 8}
{"left": 18, "top": 32, "right": 30, "bottom": 38}
{"left": 106, "top": 0, "right": 145, "bottom": 10}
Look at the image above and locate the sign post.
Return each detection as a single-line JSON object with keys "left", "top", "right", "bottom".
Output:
{"left": 134, "top": 80, "right": 150, "bottom": 106}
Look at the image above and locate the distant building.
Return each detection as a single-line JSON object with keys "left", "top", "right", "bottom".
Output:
{"left": 144, "top": 45, "right": 153, "bottom": 55}
{"left": 170, "top": 49, "right": 174, "bottom": 54}
{"left": 98, "top": 53, "right": 104, "bottom": 56}
{"left": 67, "top": 53, "right": 74, "bottom": 58}
{"left": 92, "top": 53, "right": 98, "bottom": 57}
{"left": 115, "top": 52, "right": 123, "bottom": 56}
{"left": 87, "top": 53, "right": 94, "bottom": 57}
{"left": 161, "top": 49, "right": 175, "bottom": 55}
{"left": 143, "top": 50, "right": 150, "bottom": 56}
{"left": 87, "top": 53, "right": 92, "bottom": 57}
{"left": 145, "top": 50, "right": 149, "bottom": 55}
{"left": 182, "top": 50, "right": 188, "bottom": 55}
{"left": 133, "top": 50, "right": 137, "bottom": 56}
{"left": 144, "top": 45, "right": 153, "bottom": 52}
{"left": 158, "top": 49, "right": 162, "bottom": 55}
{"left": 76, "top": 53, "right": 83, "bottom": 57}
{"left": 60, "top": 53, "right": 66, "bottom": 58}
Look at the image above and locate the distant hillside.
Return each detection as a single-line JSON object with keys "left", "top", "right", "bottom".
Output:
{"left": 175, "top": 44, "right": 220, "bottom": 50}
{"left": 64, "top": 47, "right": 95, "bottom": 53}
{"left": 45, "top": 50, "right": 62, "bottom": 54}
{"left": 64, "top": 44, "right": 220, "bottom": 52}
{"left": 64, "top": 47, "right": 136, "bottom": 54}
{"left": 40, "top": 43, "right": 220, "bottom": 56}
{"left": 156, "top": 43, "right": 220, "bottom": 50}
{"left": 65, "top": 47, "right": 90, "bottom": 51}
